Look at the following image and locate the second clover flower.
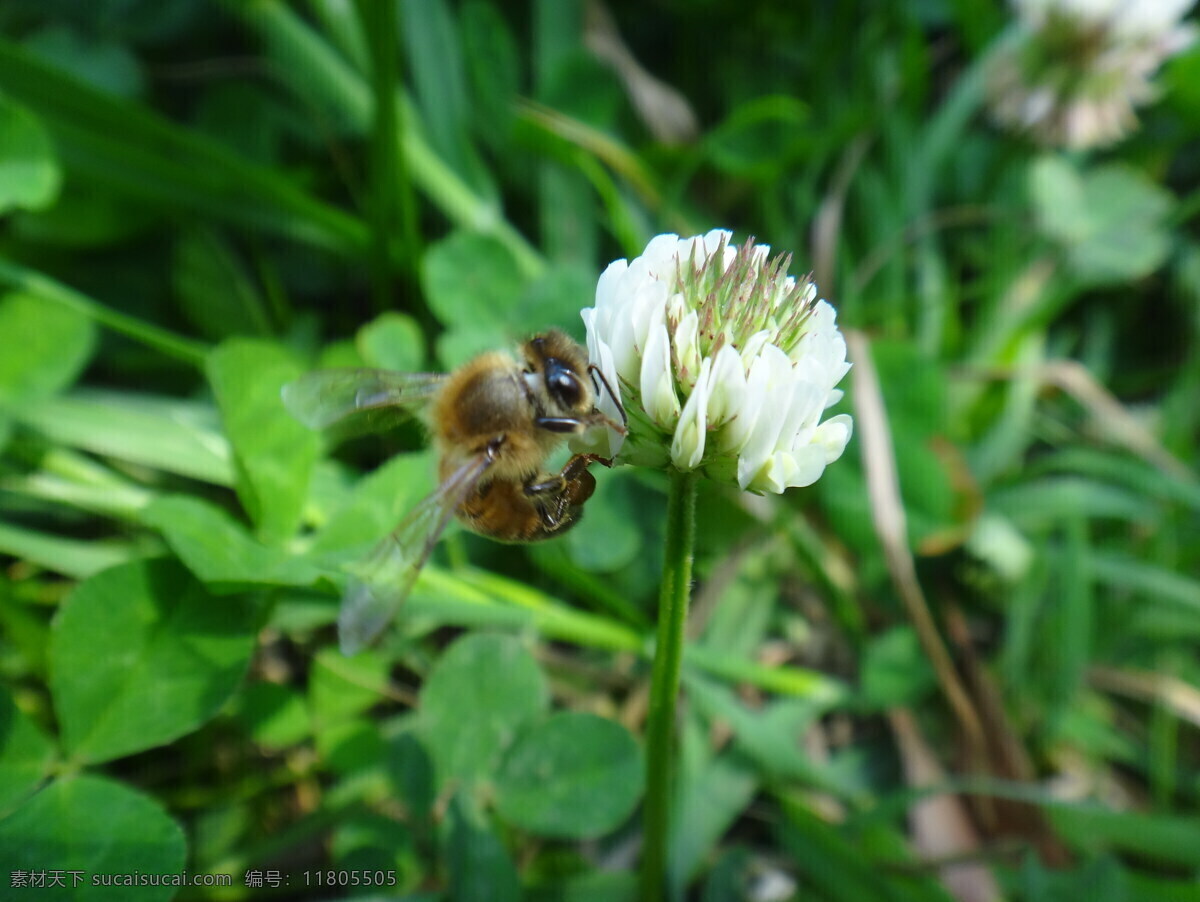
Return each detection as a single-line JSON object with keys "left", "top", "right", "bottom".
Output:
{"left": 580, "top": 230, "right": 853, "bottom": 495}
{"left": 988, "top": 0, "right": 1197, "bottom": 150}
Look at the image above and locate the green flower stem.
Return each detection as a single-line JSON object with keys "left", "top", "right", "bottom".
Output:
{"left": 641, "top": 468, "right": 698, "bottom": 902}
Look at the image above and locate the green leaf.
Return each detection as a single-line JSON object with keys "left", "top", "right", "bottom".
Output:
{"left": 408, "top": 567, "right": 644, "bottom": 655}
{"left": 526, "top": 871, "right": 639, "bottom": 902}
{"left": 357, "top": 311, "right": 426, "bottom": 372}
{"left": 494, "top": 712, "right": 642, "bottom": 839}
{"left": 11, "top": 182, "right": 148, "bottom": 247}
{"left": 821, "top": 341, "right": 957, "bottom": 552}
{"left": 1049, "top": 804, "right": 1200, "bottom": 868}
{"left": 400, "top": 0, "right": 494, "bottom": 199}
{"left": 436, "top": 325, "right": 506, "bottom": 369}
{"left": 0, "top": 36, "right": 369, "bottom": 256}
{"left": 227, "top": 681, "right": 311, "bottom": 751}
{"left": 0, "top": 775, "right": 186, "bottom": 901}
{"left": 0, "top": 291, "right": 95, "bottom": 406}
{"left": 237, "top": 1, "right": 542, "bottom": 276}
{"left": 423, "top": 230, "right": 524, "bottom": 331}
{"left": 776, "top": 799, "right": 955, "bottom": 902}
{"left": 669, "top": 752, "right": 758, "bottom": 888}
{"left": 1039, "top": 518, "right": 1091, "bottom": 720}
{"left": 1030, "top": 156, "right": 1088, "bottom": 243}
{"left": 697, "top": 557, "right": 775, "bottom": 661}
{"left": 445, "top": 793, "right": 520, "bottom": 902}
{"left": 13, "top": 390, "right": 233, "bottom": 485}
{"left": 861, "top": 627, "right": 938, "bottom": 709}
{"left": 1028, "top": 446, "right": 1200, "bottom": 514}
{"left": 419, "top": 633, "right": 547, "bottom": 788}
{"left": 309, "top": 647, "right": 391, "bottom": 728}
{"left": 1028, "top": 857, "right": 1128, "bottom": 902}
{"left": 685, "top": 675, "right": 832, "bottom": 786}
{"left": 515, "top": 263, "right": 594, "bottom": 336}
{"left": 207, "top": 339, "right": 319, "bottom": 543}
{"left": 307, "top": 452, "right": 437, "bottom": 557}
{"left": 1126, "top": 872, "right": 1200, "bottom": 902}
{"left": 317, "top": 716, "right": 387, "bottom": 776}
{"left": 24, "top": 25, "right": 146, "bottom": 99}
{"left": 1031, "top": 157, "right": 1172, "bottom": 285}
{"left": 50, "top": 558, "right": 257, "bottom": 764}
{"left": 701, "top": 847, "right": 759, "bottom": 902}
{"left": 461, "top": 0, "right": 520, "bottom": 146}
{"left": 0, "top": 521, "right": 142, "bottom": 580}
{"left": 705, "top": 95, "right": 810, "bottom": 179}
{"left": 0, "top": 98, "right": 61, "bottom": 213}
{"left": 386, "top": 730, "right": 436, "bottom": 821}
{"left": 992, "top": 477, "right": 1159, "bottom": 530}
{"left": 401, "top": 0, "right": 468, "bottom": 143}
{"left": 1089, "top": 552, "right": 1200, "bottom": 614}
{"left": 331, "top": 809, "right": 416, "bottom": 877}
{"left": 172, "top": 229, "right": 271, "bottom": 340}
{"left": 143, "top": 495, "right": 325, "bottom": 588}
{"left": 0, "top": 690, "right": 55, "bottom": 814}
{"left": 537, "top": 49, "right": 620, "bottom": 124}
{"left": 562, "top": 468, "right": 642, "bottom": 572}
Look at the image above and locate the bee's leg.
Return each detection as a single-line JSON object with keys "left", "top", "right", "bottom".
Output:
{"left": 523, "top": 453, "right": 609, "bottom": 530}
{"left": 523, "top": 453, "right": 610, "bottom": 497}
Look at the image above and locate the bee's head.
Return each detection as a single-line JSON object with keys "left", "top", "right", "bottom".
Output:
{"left": 525, "top": 331, "right": 593, "bottom": 416}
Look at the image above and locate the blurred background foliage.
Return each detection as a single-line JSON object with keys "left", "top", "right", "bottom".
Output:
{"left": 0, "top": 0, "right": 1198, "bottom": 900}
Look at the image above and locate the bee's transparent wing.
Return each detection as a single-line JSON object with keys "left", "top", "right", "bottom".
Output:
{"left": 281, "top": 369, "right": 447, "bottom": 430}
{"left": 338, "top": 451, "right": 494, "bottom": 654}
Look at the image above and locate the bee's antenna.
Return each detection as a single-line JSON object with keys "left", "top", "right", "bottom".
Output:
{"left": 587, "top": 364, "right": 627, "bottom": 427}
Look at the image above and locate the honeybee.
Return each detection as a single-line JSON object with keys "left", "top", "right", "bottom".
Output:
{"left": 282, "top": 330, "right": 625, "bottom": 654}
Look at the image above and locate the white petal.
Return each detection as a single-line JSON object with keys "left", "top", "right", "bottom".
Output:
{"left": 613, "top": 279, "right": 667, "bottom": 385}
{"left": 729, "top": 345, "right": 791, "bottom": 473}
{"left": 745, "top": 411, "right": 853, "bottom": 493}
{"left": 629, "top": 280, "right": 668, "bottom": 350}
{"left": 675, "top": 234, "right": 708, "bottom": 271}
{"left": 705, "top": 344, "right": 746, "bottom": 426}
{"left": 719, "top": 345, "right": 770, "bottom": 455}
{"left": 739, "top": 451, "right": 789, "bottom": 494}
{"left": 593, "top": 340, "right": 628, "bottom": 459}
{"left": 701, "top": 228, "right": 734, "bottom": 254}
{"left": 671, "top": 356, "right": 712, "bottom": 470}
{"left": 673, "top": 309, "right": 702, "bottom": 391}
{"left": 784, "top": 446, "right": 830, "bottom": 488}
{"left": 595, "top": 258, "right": 628, "bottom": 307}
{"left": 642, "top": 233, "right": 684, "bottom": 278}
{"left": 775, "top": 369, "right": 822, "bottom": 454}
{"left": 739, "top": 330, "right": 771, "bottom": 367}
{"left": 640, "top": 319, "right": 680, "bottom": 428}
{"left": 814, "top": 413, "right": 853, "bottom": 464}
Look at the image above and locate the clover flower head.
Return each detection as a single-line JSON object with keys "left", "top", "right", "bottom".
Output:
{"left": 580, "top": 230, "right": 853, "bottom": 495}
{"left": 988, "top": 0, "right": 1197, "bottom": 150}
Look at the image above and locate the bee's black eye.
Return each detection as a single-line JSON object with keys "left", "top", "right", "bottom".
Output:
{"left": 545, "top": 359, "right": 583, "bottom": 408}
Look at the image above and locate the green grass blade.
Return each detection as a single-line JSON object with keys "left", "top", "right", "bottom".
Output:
{"left": 0, "top": 37, "right": 370, "bottom": 256}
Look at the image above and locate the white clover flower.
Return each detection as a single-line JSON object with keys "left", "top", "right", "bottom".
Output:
{"left": 580, "top": 230, "right": 853, "bottom": 495}
{"left": 988, "top": 0, "right": 1196, "bottom": 150}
